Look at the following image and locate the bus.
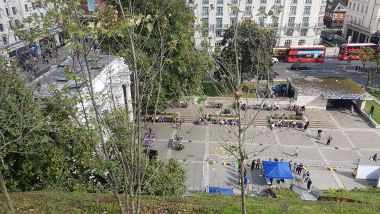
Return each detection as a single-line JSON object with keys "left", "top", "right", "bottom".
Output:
{"left": 285, "top": 45, "right": 326, "bottom": 63}
{"left": 273, "top": 47, "right": 289, "bottom": 60}
{"left": 338, "top": 43, "right": 378, "bottom": 60}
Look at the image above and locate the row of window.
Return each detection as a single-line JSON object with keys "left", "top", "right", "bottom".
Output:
{"left": 191, "top": 0, "right": 312, "bottom": 4}
{"left": 347, "top": 15, "right": 363, "bottom": 26}
{"left": 285, "top": 39, "right": 306, "bottom": 45}
{"left": 202, "top": 5, "right": 315, "bottom": 16}
{"left": 3, "top": 3, "right": 35, "bottom": 16}
{"left": 348, "top": 2, "right": 368, "bottom": 14}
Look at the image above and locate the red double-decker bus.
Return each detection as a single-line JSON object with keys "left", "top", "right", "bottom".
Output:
{"left": 285, "top": 45, "right": 326, "bottom": 63}
{"left": 338, "top": 43, "right": 378, "bottom": 60}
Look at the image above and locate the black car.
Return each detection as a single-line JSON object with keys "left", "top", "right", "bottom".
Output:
{"left": 291, "top": 63, "right": 311, "bottom": 70}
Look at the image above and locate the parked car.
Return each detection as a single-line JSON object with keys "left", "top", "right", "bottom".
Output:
{"left": 272, "top": 57, "right": 279, "bottom": 63}
{"left": 291, "top": 63, "right": 311, "bottom": 70}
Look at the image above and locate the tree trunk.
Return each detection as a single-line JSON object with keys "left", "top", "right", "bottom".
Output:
{"left": 236, "top": 99, "right": 247, "bottom": 214}
{"left": 0, "top": 169, "right": 14, "bottom": 213}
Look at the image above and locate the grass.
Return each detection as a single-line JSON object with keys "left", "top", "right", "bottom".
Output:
{"left": 365, "top": 88, "right": 380, "bottom": 124}
{"left": 2, "top": 188, "right": 380, "bottom": 213}
{"left": 202, "top": 82, "right": 257, "bottom": 98}
{"left": 363, "top": 100, "right": 380, "bottom": 124}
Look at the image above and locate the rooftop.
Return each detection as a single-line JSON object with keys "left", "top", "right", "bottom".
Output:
{"left": 34, "top": 54, "right": 119, "bottom": 97}
{"left": 290, "top": 77, "right": 373, "bottom": 100}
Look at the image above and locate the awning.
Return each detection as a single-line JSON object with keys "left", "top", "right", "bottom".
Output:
{"left": 262, "top": 161, "right": 294, "bottom": 180}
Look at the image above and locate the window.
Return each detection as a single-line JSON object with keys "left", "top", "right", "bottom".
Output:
{"left": 304, "top": 6, "right": 310, "bottom": 15}
{"left": 259, "top": 6, "right": 266, "bottom": 13}
{"left": 0, "top": 24, "right": 3, "bottom": 32}
{"left": 275, "top": 0, "right": 281, "bottom": 3}
{"left": 353, "top": 3, "right": 356, "bottom": 10}
{"left": 25, "top": 4, "right": 29, "bottom": 12}
{"left": 319, "top": 6, "right": 325, "bottom": 14}
{"left": 300, "top": 29, "right": 308, "bottom": 36}
{"left": 366, "top": 6, "right": 368, "bottom": 13}
{"left": 260, "top": 0, "right": 266, "bottom": 4}
{"left": 305, "top": 0, "right": 311, "bottom": 3}
{"left": 202, "top": 30, "right": 208, "bottom": 37}
{"left": 202, "top": 7, "right": 209, "bottom": 15}
{"left": 202, "top": 0, "right": 209, "bottom": 4}
{"left": 289, "top": 6, "right": 297, "bottom": 15}
{"left": 201, "top": 18, "right": 209, "bottom": 26}
{"left": 5, "top": 8, "right": 9, "bottom": 16}
{"left": 216, "top": 6, "right": 223, "bottom": 15}
{"left": 258, "top": 17, "right": 265, "bottom": 27}
{"left": 361, "top": 5, "right": 364, "bottom": 12}
{"left": 32, "top": 3, "right": 35, "bottom": 10}
{"left": 230, "top": 17, "right": 237, "bottom": 25}
{"left": 216, "top": 18, "right": 223, "bottom": 28}
{"left": 298, "top": 40, "right": 306, "bottom": 45}
{"left": 217, "top": 0, "right": 223, "bottom": 4}
{"left": 245, "top": 6, "right": 252, "bottom": 15}
{"left": 2, "top": 36, "right": 7, "bottom": 45}
{"left": 349, "top": 2, "right": 351, "bottom": 9}
{"left": 216, "top": 29, "right": 223, "bottom": 37}
{"left": 285, "top": 29, "right": 293, "bottom": 36}
{"left": 231, "top": 0, "right": 238, "bottom": 4}
{"left": 356, "top": 4, "right": 359, "bottom": 11}
{"left": 272, "top": 17, "right": 279, "bottom": 26}
{"left": 285, "top": 40, "right": 292, "bottom": 45}
{"left": 291, "top": 0, "right": 297, "bottom": 4}
{"left": 288, "top": 17, "right": 295, "bottom": 27}
{"left": 302, "top": 17, "right": 309, "bottom": 27}
{"left": 12, "top": 7, "right": 16, "bottom": 15}
{"left": 246, "top": 0, "right": 252, "bottom": 4}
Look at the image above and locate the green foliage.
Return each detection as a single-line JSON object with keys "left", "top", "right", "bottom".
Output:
{"left": 216, "top": 19, "right": 276, "bottom": 86}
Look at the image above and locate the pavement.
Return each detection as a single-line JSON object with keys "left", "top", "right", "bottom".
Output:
{"left": 145, "top": 108, "right": 379, "bottom": 194}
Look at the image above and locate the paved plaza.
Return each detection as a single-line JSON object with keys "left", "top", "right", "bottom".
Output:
{"left": 146, "top": 109, "right": 380, "bottom": 194}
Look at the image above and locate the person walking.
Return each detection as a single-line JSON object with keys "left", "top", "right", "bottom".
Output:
{"left": 372, "top": 153, "right": 377, "bottom": 162}
{"left": 303, "top": 121, "right": 309, "bottom": 132}
{"left": 294, "top": 147, "right": 299, "bottom": 157}
{"left": 307, "top": 179, "right": 312, "bottom": 192}
{"left": 251, "top": 159, "right": 256, "bottom": 170}
{"left": 351, "top": 105, "right": 354, "bottom": 114}
{"left": 317, "top": 129, "right": 323, "bottom": 140}
{"left": 256, "top": 158, "right": 261, "bottom": 170}
{"left": 326, "top": 135, "right": 332, "bottom": 145}
{"left": 370, "top": 105, "right": 375, "bottom": 116}
{"left": 243, "top": 175, "right": 249, "bottom": 189}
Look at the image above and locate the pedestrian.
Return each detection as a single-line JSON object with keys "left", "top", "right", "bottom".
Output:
{"left": 251, "top": 159, "right": 256, "bottom": 170}
{"left": 307, "top": 179, "right": 312, "bottom": 191}
{"left": 317, "top": 129, "right": 323, "bottom": 140}
{"left": 269, "top": 178, "right": 273, "bottom": 186}
{"left": 355, "top": 65, "right": 358, "bottom": 71}
{"left": 243, "top": 175, "right": 249, "bottom": 189}
{"left": 326, "top": 135, "right": 332, "bottom": 145}
{"left": 293, "top": 162, "right": 297, "bottom": 173}
{"left": 303, "top": 121, "right": 309, "bottom": 132}
{"left": 351, "top": 105, "right": 354, "bottom": 114}
{"left": 294, "top": 147, "right": 299, "bottom": 157}
{"left": 373, "top": 153, "right": 378, "bottom": 162}
{"left": 370, "top": 105, "right": 375, "bottom": 116}
{"left": 256, "top": 158, "right": 261, "bottom": 170}
{"left": 289, "top": 160, "right": 293, "bottom": 171}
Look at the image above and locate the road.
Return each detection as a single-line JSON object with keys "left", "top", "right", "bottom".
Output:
{"left": 273, "top": 57, "right": 380, "bottom": 88}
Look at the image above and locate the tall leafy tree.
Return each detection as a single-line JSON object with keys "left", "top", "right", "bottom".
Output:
{"left": 216, "top": 18, "right": 276, "bottom": 87}
{"left": 358, "top": 47, "right": 375, "bottom": 89}
{"left": 0, "top": 58, "right": 43, "bottom": 213}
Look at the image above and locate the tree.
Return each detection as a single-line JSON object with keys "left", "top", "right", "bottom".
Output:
{"left": 358, "top": 47, "right": 375, "bottom": 89}
{"left": 216, "top": 19, "right": 276, "bottom": 87}
{"left": 0, "top": 58, "right": 43, "bottom": 213}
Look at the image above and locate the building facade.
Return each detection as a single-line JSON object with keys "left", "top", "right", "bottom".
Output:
{"left": 188, "top": 0, "right": 327, "bottom": 49}
{"left": 0, "top": 0, "right": 64, "bottom": 59}
{"left": 343, "top": 0, "right": 380, "bottom": 44}
{"left": 324, "top": 0, "right": 348, "bottom": 28}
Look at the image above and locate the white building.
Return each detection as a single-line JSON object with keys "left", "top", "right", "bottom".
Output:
{"left": 0, "top": 0, "right": 63, "bottom": 58}
{"left": 343, "top": 0, "right": 380, "bottom": 44}
{"left": 188, "top": 0, "right": 327, "bottom": 49}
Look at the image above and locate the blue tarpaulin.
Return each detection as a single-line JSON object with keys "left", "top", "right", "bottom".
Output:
{"left": 262, "top": 161, "right": 294, "bottom": 179}
{"left": 207, "top": 186, "right": 233, "bottom": 195}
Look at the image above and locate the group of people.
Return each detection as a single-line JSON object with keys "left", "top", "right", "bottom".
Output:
{"left": 290, "top": 161, "right": 313, "bottom": 191}
{"left": 270, "top": 120, "right": 298, "bottom": 130}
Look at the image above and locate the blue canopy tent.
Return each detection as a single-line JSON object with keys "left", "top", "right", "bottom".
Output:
{"left": 206, "top": 186, "right": 233, "bottom": 195}
{"left": 262, "top": 161, "right": 294, "bottom": 179}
